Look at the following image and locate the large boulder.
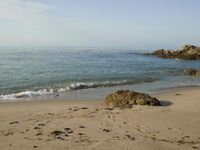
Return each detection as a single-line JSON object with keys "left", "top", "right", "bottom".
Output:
{"left": 105, "top": 90, "right": 161, "bottom": 109}
{"left": 152, "top": 49, "right": 178, "bottom": 58}
{"left": 152, "top": 45, "right": 200, "bottom": 60}
{"left": 184, "top": 68, "right": 200, "bottom": 76}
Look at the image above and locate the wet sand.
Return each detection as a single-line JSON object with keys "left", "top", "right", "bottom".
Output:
{"left": 0, "top": 87, "right": 200, "bottom": 150}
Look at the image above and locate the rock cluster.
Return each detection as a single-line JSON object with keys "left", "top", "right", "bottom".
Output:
{"left": 105, "top": 90, "right": 161, "bottom": 109}
{"left": 184, "top": 68, "right": 200, "bottom": 76}
{"left": 152, "top": 45, "right": 200, "bottom": 60}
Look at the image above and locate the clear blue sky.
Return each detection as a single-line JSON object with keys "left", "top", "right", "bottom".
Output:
{"left": 0, "top": 0, "right": 200, "bottom": 50}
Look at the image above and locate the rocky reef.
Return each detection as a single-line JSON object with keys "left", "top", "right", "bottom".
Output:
{"left": 152, "top": 45, "right": 200, "bottom": 60}
{"left": 105, "top": 90, "right": 161, "bottom": 109}
{"left": 184, "top": 68, "right": 200, "bottom": 76}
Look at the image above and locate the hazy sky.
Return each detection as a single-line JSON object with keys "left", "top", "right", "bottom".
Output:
{"left": 0, "top": 0, "right": 200, "bottom": 50}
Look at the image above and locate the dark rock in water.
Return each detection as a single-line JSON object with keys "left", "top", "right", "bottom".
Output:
{"left": 105, "top": 90, "right": 161, "bottom": 109}
{"left": 151, "top": 45, "right": 200, "bottom": 60}
{"left": 152, "top": 49, "right": 177, "bottom": 58}
{"left": 184, "top": 68, "right": 200, "bottom": 76}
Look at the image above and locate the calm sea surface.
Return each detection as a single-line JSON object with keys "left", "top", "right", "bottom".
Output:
{"left": 0, "top": 48, "right": 200, "bottom": 101}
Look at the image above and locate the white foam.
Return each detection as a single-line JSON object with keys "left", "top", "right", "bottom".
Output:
{"left": 0, "top": 80, "right": 131, "bottom": 101}
{"left": 0, "top": 89, "right": 54, "bottom": 100}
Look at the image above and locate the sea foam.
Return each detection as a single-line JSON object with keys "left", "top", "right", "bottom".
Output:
{"left": 0, "top": 80, "right": 133, "bottom": 101}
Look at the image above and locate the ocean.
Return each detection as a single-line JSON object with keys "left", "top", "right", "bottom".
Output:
{"left": 0, "top": 48, "right": 200, "bottom": 101}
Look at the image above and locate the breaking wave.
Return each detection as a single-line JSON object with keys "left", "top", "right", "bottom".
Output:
{"left": 0, "top": 79, "right": 154, "bottom": 100}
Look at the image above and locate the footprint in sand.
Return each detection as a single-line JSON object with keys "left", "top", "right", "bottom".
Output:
{"left": 192, "top": 146, "right": 199, "bottom": 149}
{"left": 38, "top": 123, "right": 45, "bottom": 127}
{"left": 175, "top": 93, "right": 181, "bottom": 96}
{"left": 75, "top": 133, "right": 92, "bottom": 143}
{"left": 113, "top": 135, "right": 121, "bottom": 140}
{"left": 71, "top": 107, "right": 80, "bottom": 112}
{"left": 4, "top": 132, "right": 14, "bottom": 136}
{"left": 51, "top": 130, "right": 65, "bottom": 136}
{"left": 48, "top": 113, "right": 54, "bottom": 115}
{"left": 33, "top": 145, "right": 38, "bottom": 149}
{"left": 25, "top": 129, "right": 29, "bottom": 132}
{"left": 35, "top": 132, "right": 43, "bottom": 136}
{"left": 9, "top": 121, "right": 19, "bottom": 125}
{"left": 102, "top": 129, "right": 111, "bottom": 133}
{"left": 50, "top": 130, "right": 67, "bottom": 140}
{"left": 79, "top": 125, "right": 85, "bottom": 129}
{"left": 105, "top": 107, "right": 114, "bottom": 111}
{"left": 82, "top": 109, "right": 99, "bottom": 118}
{"left": 125, "top": 134, "right": 135, "bottom": 141}
{"left": 34, "top": 126, "right": 41, "bottom": 130}
{"left": 81, "top": 107, "right": 88, "bottom": 110}
{"left": 64, "top": 128, "right": 73, "bottom": 134}
{"left": 50, "top": 128, "right": 74, "bottom": 140}
{"left": 78, "top": 133, "right": 85, "bottom": 136}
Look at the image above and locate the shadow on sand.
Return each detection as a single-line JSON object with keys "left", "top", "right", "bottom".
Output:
{"left": 160, "top": 100, "right": 173, "bottom": 106}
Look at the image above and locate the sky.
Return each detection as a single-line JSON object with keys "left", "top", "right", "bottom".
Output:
{"left": 0, "top": 0, "right": 200, "bottom": 50}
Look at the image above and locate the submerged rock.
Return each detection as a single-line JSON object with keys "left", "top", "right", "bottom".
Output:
{"left": 184, "top": 68, "right": 200, "bottom": 76}
{"left": 152, "top": 45, "right": 200, "bottom": 60}
{"left": 105, "top": 90, "right": 161, "bottom": 109}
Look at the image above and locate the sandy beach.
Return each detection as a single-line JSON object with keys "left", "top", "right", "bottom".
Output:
{"left": 0, "top": 87, "right": 200, "bottom": 150}
{"left": 1, "top": 0, "right": 200, "bottom": 149}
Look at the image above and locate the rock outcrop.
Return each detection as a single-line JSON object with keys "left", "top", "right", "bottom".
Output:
{"left": 184, "top": 68, "right": 200, "bottom": 76}
{"left": 105, "top": 90, "right": 161, "bottom": 109}
{"left": 152, "top": 45, "right": 200, "bottom": 60}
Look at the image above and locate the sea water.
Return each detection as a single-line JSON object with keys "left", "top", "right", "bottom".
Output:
{"left": 0, "top": 48, "right": 200, "bottom": 101}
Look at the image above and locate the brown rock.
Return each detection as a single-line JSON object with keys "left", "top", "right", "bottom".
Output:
{"left": 105, "top": 90, "right": 161, "bottom": 109}
{"left": 152, "top": 45, "right": 200, "bottom": 60}
{"left": 184, "top": 68, "right": 200, "bottom": 76}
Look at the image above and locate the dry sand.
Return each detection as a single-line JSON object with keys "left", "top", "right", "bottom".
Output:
{"left": 0, "top": 87, "right": 200, "bottom": 150}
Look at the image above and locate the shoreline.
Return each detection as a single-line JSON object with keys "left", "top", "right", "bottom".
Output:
{"left": 0, "top": 84, "right": 199, "bottom": 107}
{"left": 1, "top": 84, "right": 200, "bottom": 103}
{"left": 151, "top": 84, "right": 200, "bottom": 95}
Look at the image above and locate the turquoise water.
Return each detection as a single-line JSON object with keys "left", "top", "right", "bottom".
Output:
{"left": 0, "top": 48, "right": 200, "bottom": 100}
